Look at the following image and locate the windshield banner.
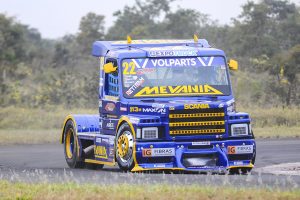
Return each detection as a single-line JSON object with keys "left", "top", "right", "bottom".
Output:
{"left": 122, "top": 57, "right": 230, "bottom": 98}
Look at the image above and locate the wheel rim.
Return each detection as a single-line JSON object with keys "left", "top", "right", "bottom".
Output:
{"left": 117, "top": 131, "right": 133, "bottom": 163}
{"left": 65, "top": 128, "right": 74, "bottom": 159}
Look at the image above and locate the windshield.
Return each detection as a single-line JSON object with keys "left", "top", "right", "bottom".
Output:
{"left": 122, "top": 57, "right": 231, "bottom": 98}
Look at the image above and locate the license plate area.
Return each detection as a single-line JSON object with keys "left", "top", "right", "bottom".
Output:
{"left": 182, "top": 153, "right": 217, "bottom": 168}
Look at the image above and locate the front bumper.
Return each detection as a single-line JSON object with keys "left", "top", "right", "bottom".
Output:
{"left": 132, "top": 139, "right": 255, "bottom": 172}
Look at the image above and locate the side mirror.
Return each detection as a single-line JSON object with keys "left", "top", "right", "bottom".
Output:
{"left": 103, "top": 62, "right": 117, "bottom": 73}
{"left": 228, "top": 59, "right": 238, "bottom": 71}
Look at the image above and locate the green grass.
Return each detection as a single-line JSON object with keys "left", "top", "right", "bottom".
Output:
{"left": 0, "top": 106, "right": 96, "bottom": 130}
{"left": 0, "top": 106, "right": 299, "bottom": 144}
{"left": 0, "top": 181, "right": 299, "bottom": 200}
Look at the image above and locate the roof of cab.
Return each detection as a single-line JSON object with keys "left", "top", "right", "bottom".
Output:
{"left": 92, "top": 39, "right": 225, "bottom": 58}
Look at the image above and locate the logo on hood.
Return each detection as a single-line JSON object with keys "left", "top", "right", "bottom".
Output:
{"left": 134, "top": 85, "right": 223, "bottom": 97}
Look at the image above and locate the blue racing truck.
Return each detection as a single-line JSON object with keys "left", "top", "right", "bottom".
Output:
{"left": 61, "top": 36, "right": 256, "bottom": 174}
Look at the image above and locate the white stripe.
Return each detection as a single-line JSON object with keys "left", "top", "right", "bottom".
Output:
{"left": 197, "top": 57, "right": 207, "bottom": 66}
{"left": 77, "top": 132, "right": 100, "bottom": 137}
{"left": 208, "top": 57, "right": 214, "bottom": 66}
{"left": 132, "top": 58, "right": 149, "bottom": 69}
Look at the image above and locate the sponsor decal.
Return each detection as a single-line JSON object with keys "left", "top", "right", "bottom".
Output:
{"left": 109, "top": 148, "right": 114, "bottom": 156}
{"left": 149, "top": 50, "right": 197, "bottom": 57}
{"left": 143, "top": 107, "right": 166, "bottom": 114}
{"left": 107, "top": 114, "right": 118, "bottom": 118}
{"left": 126, "top": 77, "right": 145, "bottom": 96}
{"left": 94, "top": 145, "right": 107, "bottom": 159}
{"left": 142, "top": 148, "right": 175, "bottom": 157}
{"left": 102, "top": 138, "right": 109, "bottom": 143}
{"left": 184, "top": 103, "right": 210, "bottom": 109}
{"left": 96, "top": 138, "right": 102, "bottom": 143}
{"left": 105, "top": 121, "right": 114, "bottom": 129}
{"left": 150, "top": 58, "right": 197, "bottom": 67}
{"left": 228, "top": 145, "right": 253, "bottom": 154}
{"left": 233, "top": 161, "right": 244, "bottom": 166}
{"left": 192, "top": 141, "right": 211, "bottom": 146}
{"left": 120, "top": 107, "right": 127, "bottom": 111}
{"left": 129, "top": 117, "right": 140, "bottom": 124}
{"left": 123, "top": 76, "right": 136, "bottom": 87}
{"left": 152, "top": 103, "right": 165, "bottom": 109}
{"left": 169, "top": 106, "right": 175, "bottom": 110}
{"left": 105, "top": 103, "right": 115, "bottom": 112}
{"left": 136, "top": 68, "right": 155, "bottom": 75}
{"left": 130, "top": 106, "right": 166, "bottom": 114}
{"left": 135, "top": 85, "right": 223, "bottom": 97}
{"left": 130, "top": 107, "right": 141, "bottom": 112}
{"left": 154, "top": 164, "right": 166, "bottom": 168}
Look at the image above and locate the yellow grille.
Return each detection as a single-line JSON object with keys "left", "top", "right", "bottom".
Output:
{"left": 170, "top": 129, "right": 225, "bottom": 135}
{"left": 169, "top": 113, "right": 224, "bottom": 118}
{"left": 169, "top": 121, "right": 224, "bottom": 127}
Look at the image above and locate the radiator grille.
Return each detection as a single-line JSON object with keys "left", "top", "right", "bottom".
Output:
{"left": 169, "top": 108, "right": 225, "bottom": 135}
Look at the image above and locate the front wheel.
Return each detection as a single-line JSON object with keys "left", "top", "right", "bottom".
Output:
{"left": 116, "top": 123, "right": 135, "bottom": 172}
{"left": 63, "top": 120, "right": 84, "bottom": 168}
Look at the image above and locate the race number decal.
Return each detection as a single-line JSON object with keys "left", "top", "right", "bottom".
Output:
{"left": 123, "top": 62, "right": 136, "bottom": 75}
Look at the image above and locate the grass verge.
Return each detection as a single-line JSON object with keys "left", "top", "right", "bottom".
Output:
{"left": 0, "top": 129, "right": 60, "bottom": 145}
{"left": 0, "top": 181, "right": 300, "bottom": 200}
{"left": 0, "top": 106, "right": 299, "bottom": 144}
{"left": 253, "top": 127, "right": 300, "bottom": 139}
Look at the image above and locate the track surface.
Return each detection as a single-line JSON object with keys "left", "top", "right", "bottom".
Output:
{"left": 0, "top": 139, "right": 300, "bottom": 187}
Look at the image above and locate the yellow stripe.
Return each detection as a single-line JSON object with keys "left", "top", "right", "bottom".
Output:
{"left": 85, "top": 159, "right": 115, "bottom": 166}
{"left": 228, "top": 163, "right": 254, "bottom": 169}
{"left": 169, "top": 113, "right": 224, "bottom": 118}
{"left": 170, "top": 129, "right": 225, "bottom": 135}
{"left": 169, "top": 121, "right": 224, "bottom": 127}
{"left": 131, "top": 167, "right": 185, "bottom": 172}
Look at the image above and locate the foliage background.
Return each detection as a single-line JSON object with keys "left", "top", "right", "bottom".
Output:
{"left": 0, "top": 0, "right": 299, "bottom": 109}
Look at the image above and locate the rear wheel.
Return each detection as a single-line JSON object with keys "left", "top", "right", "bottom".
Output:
{"left": 116, "top": 123, "right": 134, "bottom": 171}
{"left": 63, "top": 120, "right": 84, "bottom": 168}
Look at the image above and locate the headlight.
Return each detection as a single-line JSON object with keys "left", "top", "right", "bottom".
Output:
{"left": 142, "top": 127, "right": 158, "bottom": 139}
{"left": 230, "top": 124, "right": 249, "bottom": 136}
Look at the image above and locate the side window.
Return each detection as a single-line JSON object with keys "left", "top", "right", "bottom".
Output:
{"left": 104, "top": 58, "right": 119, "bottom": 97}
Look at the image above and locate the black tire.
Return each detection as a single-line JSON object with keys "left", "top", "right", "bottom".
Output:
{"left": 63, "top": 120, "right": 85, "bottom": 168}
{"left": 116, "top": 123, "right": 135, "bottom": 172}
{"left": 229, "top": 167, "right": 252, "bottom": 175}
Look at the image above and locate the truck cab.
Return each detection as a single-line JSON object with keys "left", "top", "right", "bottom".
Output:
{"left": 61, "top": 38, "right": 256, "bottom": 173}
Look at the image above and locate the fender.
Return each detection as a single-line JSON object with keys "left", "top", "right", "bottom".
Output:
{"left": 61, "top": 114, "right": 100, "bottom": 143}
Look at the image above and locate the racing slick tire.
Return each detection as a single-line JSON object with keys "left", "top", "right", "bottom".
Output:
{"left": 116, "top": 123, "right": 135, "bottom": 172}
{"left": 63, "top": 120, "right": 85, "bottom": 168}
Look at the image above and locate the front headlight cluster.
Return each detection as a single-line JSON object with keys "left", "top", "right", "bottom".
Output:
{"left": 136, "top": 127, "right": 158, "bottom": 139}
{"left": 230, "top": 124, "right": 249, "bottom": 136}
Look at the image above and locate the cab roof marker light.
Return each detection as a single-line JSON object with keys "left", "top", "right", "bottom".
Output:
{"left": 194, "top": 34, "right": 199, "bottom": 43}
{"left": 127, "top": 35, "right": 132, "bottom": 44}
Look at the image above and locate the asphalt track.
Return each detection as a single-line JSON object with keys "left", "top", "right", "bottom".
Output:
{"left": 0, "top": 139, "right": 300, "bottom": 187}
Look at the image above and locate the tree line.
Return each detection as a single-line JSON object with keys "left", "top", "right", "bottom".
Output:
{"left": 0, "top": 0, "right": 299, "bottom": 108}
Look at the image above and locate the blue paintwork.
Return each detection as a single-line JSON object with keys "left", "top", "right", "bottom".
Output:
{"left": 63, "top": 39, "right": 256, "bottom": 172}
